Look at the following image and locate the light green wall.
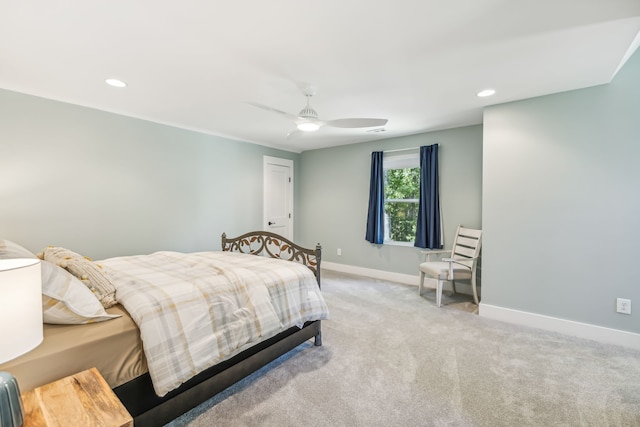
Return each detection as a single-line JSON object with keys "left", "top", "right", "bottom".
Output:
{"left": 0, "top": 89, "right": 299, "bottom": 259}
{"left": 298, "top": 126, "right": 482, "bottom": 276}
{"left": 482, "top": 49, "right": 640, "bottom": 333}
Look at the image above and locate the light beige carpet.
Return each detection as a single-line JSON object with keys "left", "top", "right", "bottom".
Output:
{"left": 166, "top": 271, "right": 640, "bottom": 427}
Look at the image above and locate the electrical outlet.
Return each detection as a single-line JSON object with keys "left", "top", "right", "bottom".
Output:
{"left": 616, "top": 298, "right": 631, "bottom": 315}
{"left": 337, "top": 248, "right": 342, "bottom": 256}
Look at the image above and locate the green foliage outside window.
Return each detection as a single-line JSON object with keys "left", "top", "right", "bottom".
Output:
{"left": 384, "top": 168, "right": 420, "bottom": 242}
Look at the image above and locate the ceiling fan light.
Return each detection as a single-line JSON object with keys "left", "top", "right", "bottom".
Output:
{"left": 297, "top": 122, "right": 320, "bottom": 132}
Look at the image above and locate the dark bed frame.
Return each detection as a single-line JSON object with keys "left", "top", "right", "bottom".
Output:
{"left": 113, "top": 231, "right": 322, "bottom": 427}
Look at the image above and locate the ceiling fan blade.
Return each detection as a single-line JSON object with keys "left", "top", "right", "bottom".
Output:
{"left": 248, "top": 102, "right": 299, "bottom": 121}
{"left": 324, "top": 118, "right": 388, "bottom": 128}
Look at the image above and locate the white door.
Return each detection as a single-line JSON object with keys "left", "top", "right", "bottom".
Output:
{"left": 263, "top": 156, "right": 293, "bottom": 240}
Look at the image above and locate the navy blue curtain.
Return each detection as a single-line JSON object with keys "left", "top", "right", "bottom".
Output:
{"left": 415, "top": 144, "right": 442, "bottom": 249}
{"left": 365, "top": 151, "right": 384, "bottom": 244}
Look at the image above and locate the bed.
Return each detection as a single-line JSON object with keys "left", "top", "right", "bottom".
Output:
{"left": 0, "top": 231, "right": 328, "bottom": 427}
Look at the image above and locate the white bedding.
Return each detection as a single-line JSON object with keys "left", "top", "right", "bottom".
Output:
{"left": 100, "top": 250, "right": 329, "bottom": 396}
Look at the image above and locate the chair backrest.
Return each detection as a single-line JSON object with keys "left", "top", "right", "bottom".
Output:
{"left": 449, "top": 225, "right": 482, "bottom": 269}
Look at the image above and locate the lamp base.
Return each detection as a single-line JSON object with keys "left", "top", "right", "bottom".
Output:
{"left": 0, "top": 372, "right": 23, "bottom": 427}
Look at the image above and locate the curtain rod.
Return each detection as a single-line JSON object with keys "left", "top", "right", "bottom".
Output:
{"left": 371, "top": 144, "right": 438, "bottom": 154}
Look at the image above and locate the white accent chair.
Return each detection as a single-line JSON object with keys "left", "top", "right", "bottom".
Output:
{"left": 418, "top": 225, "right": 482, "bottom": 307}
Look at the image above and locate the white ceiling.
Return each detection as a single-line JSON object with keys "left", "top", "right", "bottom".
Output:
{"left": 2, "top": 1, "right": 640, "bottom": 153}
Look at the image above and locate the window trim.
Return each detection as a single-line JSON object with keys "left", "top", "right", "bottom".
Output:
{"left": 383, "top": 151, "right": 420, "bottom": 244}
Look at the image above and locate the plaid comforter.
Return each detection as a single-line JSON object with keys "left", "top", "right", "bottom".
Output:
{"left": 100, "top": 250, "right": 329, "bottom": 396}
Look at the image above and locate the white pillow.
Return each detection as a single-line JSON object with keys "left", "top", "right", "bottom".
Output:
{"left": 41, "top": 261, "right": 120, "bottom": 324}
{"left": 0, "top": 239, "right": 37, "bottom": 259}
{"left": 0, "top": 240, "right": 118, "bottom": 324}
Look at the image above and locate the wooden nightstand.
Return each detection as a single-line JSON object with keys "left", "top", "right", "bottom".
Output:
{"left": 20, "top": 367, "right": 133, "bottom": 427}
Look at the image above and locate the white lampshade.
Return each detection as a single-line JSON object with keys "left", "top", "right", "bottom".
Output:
{"left": 0, "top": 258, "right": 43, "bottom": 363}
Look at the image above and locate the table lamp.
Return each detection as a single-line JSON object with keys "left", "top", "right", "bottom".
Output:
{"left": 0, "top": 258, "right": 43, "bottom": 427}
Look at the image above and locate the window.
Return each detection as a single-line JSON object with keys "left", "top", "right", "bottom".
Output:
{"left": 383, "top": 152, "right": 420, "bottom": 243}
{"left": 366, "top": 145, "right": 441, "bottom": 248}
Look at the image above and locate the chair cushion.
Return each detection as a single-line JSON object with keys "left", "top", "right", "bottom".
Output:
{"left": 419, "top": 261, "right": 472, "bottom": 280}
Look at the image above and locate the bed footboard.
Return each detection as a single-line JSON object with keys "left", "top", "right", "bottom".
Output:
{"left": 221, "top": 231, "right": 322, "bottom": 287}
{"left": 222, "top": 231, "right": 323, "bottom": 347}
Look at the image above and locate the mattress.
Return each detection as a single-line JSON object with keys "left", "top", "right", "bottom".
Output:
{"left": 0, "top": 304, "right": 147, "bottom": 392}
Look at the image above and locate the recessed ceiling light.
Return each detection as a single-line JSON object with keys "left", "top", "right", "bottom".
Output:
{"left": 477, "top": 89, "right": 496, "bottom": 97}
{"left": 105, "top": 78, "right": 127, "bottom": 88}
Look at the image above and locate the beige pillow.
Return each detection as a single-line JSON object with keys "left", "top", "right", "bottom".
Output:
{"left": 42, "top": 246, "right": 118, "bottom": 309}
{"left": 41, "top": 261, "right": 120, "bottom": 324}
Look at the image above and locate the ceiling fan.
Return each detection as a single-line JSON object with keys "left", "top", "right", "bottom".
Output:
{"left": 250, "top": 85, "right": 388, "bottom": 134}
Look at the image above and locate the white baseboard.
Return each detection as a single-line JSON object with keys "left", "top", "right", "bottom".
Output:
{"left": 321, "top": 261, "right": 476, "bottom": 295}
{"left": 479, "top": 303, "right": 640, "bottom": 351}
{"left": 322, "top": 262, "right": 640, "bottom": 350}
{"left": 321, "top": 261, "right": 421, "bottom": 287}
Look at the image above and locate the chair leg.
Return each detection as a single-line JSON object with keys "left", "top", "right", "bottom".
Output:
{"left": 471, "top": 274, "right": 479, "bottom": 305}
{"left": 419, "top": 272, "right": 425, "bottom": 295}
{"left": 451, "top": 280, "right": 457, "bottom": 294}
{"left": 436, "top": 279, "right": 443, "bottom": 307}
